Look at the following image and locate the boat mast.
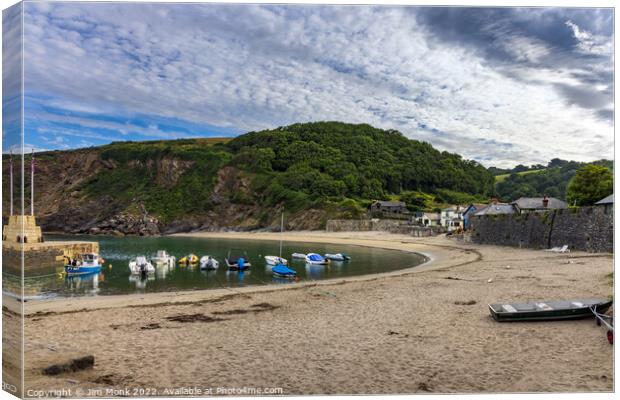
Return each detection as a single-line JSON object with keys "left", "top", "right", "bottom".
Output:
{"left": 279, "top": 212, "right": 283, "bottom": 258}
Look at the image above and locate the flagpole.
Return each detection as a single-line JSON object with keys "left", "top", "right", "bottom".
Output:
{"left": 30, "top": 150, "right": 34, "bottom": 216}
{"left": 9, "top": 150, "right": 13, "bottom": 216}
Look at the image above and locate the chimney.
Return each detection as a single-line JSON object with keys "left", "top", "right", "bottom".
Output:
{"left": 542, "top": 196, "right": 549, "bottom": 208}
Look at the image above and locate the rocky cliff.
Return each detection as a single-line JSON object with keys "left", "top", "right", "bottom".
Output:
{"left": 2, "top": 145, "right": 332, "bottom": 235}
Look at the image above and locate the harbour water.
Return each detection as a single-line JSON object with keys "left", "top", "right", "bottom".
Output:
{"left": 13, "top": 234, "right": 427, "bottom": 298}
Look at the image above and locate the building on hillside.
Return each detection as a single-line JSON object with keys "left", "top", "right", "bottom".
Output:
{"left": 595, "top": 194, "right": 613, "bottom": 215}
{"left": 440, "top": 205, "right": 466, "bottom": 232}
{"left": 462, "top": 203, "right": 488, "bottom": 230}
{"left": 512, "top": 196, "right": 568, "bottom": 213}
{"left": 414, "top": 212, "right": 441, "bottom": 227}
{"left": 369, "top": 200, "right": 408, "bottom": 215}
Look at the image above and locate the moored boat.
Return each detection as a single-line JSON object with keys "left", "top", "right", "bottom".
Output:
{"left": 291, "top": 253, "right": 307, "bottom": 259}
{"left": 265, "top": 255, "right": 288, "bottom": 265}
{"left": 151, "top": 250, "right": 176, "bottom": 267}
{"left": 129, "top": 256, "right": 155, "bottom": 275}
{"left": 64, "top": 253, "right": 103, "bottom": 276}
{"left": 489, "top": 299, "right": 612, "bottom": 322}
{"left": 272, "top": 263, "right": 297, "bottom": 279}
{"left": 305, "top": 253, "right": 329, "bottom": 265}
{"left": 200, "top": 255, "right": 219, "bottom": 270}
{"left": 324, "top": 253, "right": 350, "bottom": 261}
{"left": 225, "top": 249, "right": 251, "bottom": 271}
{"left": 179, "top": 254, "right": 199, "bottom": 265}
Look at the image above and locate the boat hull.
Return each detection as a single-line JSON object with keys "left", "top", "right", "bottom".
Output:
{"left": 64, "top": 265, "right": 102, "bottom": 276}
{"left": 225, "top": 260, "right": 251, "bottom": 271}
{"left": 489, "top": 299, "right": 612, "bottom": 322}
{"left": 272, "top": 264, "right": 297, "bottom": 278}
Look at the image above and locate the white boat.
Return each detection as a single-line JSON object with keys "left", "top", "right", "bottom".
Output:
{"left": 305, "top": 253, "right": 329, "bottom": 265}
{"left": 200, "top": 255, "right": 219, "bottom": 270}
{"left": 265, "top": 255, "right": 288, "bottom": 265}
{"left": 324, "top": 253, "right": 350, "bottom": 262}
{"left": 151, "top": 250, "right": 176, "bottom": 267}
{"left": 129, "top": 256, "right": 155, "bottom": 275}
{"left": 291, "top": 253, "right": 307, "bottom": 259}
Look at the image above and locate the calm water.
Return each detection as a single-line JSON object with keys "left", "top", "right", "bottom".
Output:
{"left": 14, "top": 234, "right": 426, "bottom": 298}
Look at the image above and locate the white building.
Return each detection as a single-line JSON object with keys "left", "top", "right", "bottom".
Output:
{"left": 440, "top": 205, "right": 465, "bottom": 232}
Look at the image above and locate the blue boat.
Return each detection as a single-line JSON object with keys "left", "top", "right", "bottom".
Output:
{"left": 225, "top": 249, "right": 251, "bottom": 271}
{"left": 64, "top": 253, "right": 103, "bottom": 276}
{"left": 272, "top": 263, "right": 297, "bottom": 279}
{"left": 305, "top": 253, "right": 329, "bottom": 265}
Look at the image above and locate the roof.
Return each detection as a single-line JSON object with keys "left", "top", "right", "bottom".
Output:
{"left": 474, "top": 204, "right": 516, "bottom": 216}
{"left": 464, "top": 203, "right": 488, "bottom": 214}
{"left": 422, "top": 212, "right": 440, "bottom": 220}
{"left": 512, "top": 197, "right": 568, "bottom": 210}
{"left": 373, "top": 200, "right": 406, "bottom": 207}
{"left": 595, "top": 194, "right": 614, "bottom": 205}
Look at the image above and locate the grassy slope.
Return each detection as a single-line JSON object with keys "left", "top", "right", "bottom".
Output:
{"left": 494, "top": 169, "right": 546, "bottom": 183}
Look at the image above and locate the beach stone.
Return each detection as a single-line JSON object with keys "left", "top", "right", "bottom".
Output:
{"left": 43, "top": 355, "right": 95, "bottom": 375}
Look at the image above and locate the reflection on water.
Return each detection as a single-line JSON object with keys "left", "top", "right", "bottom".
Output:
{"left": 305, "top": 264, "right": 326, "bottom": 280}
{"left": 65, "top": 273, "right": 101, "bottom": 295}
{"left": 129, "top": 274, "right": 155, "bottom": 290}
{"left": 4, "top": 235, "right": 426, "bottom": 298}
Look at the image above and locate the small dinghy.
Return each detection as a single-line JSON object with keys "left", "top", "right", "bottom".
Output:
{"left": 179, "top": 254, "right": 199, "bottom": 266}
{"left": 291, "top": 253, "right": 307, "bottom": 259}
{"left": 225, "top": 250, "right": 251, "bottom": 271}
{"left": 129, "top": 256, "right": 155, "bottom": 275}
{"left": 272, "top": 263, "right": 297, "bottom": 279}
{"left": 489, "top": 299, "right": 612, "bottom": 322}
{"left": 64, "top": 253, "right": 103, "bottom": 276}
{"left": 305, "top": 253, "right": 329, "bottom": 265}
{"left": 151, "top": 250, "right": 176, "bottom": 267}
{"left": 200, "top": 255, "right": 219, "bottom": 270}
{"left": 324, "top": 253, "right": 350, "bottom": 262}
{"left": 265, "top": 255, "right": 288, "bottom": 265}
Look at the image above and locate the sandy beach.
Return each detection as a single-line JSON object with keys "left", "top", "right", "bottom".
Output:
{"left": 10, "top": 231, "right": 613, "bottom": 395}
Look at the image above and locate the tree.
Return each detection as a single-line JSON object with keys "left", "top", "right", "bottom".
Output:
{"left": 566, "top": 165, "right": 613, "bottom": 206}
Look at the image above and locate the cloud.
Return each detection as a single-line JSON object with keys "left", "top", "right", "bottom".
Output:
{"left": 17, "top": 3, "right": 614, "bottom": 168}
{"left": 565, "top": 20, "right": 613, "bottom": 56}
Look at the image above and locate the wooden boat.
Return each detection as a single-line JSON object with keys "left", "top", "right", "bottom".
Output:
{"left": 489, "top": 299, "right": 612, "bottom": 322}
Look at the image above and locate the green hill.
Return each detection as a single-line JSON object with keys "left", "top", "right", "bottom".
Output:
{"left": 3, "top": 122, "right": 495, "bottom": 233}
{"left": 494, "top": 159, "right": 613, "bottom": 201}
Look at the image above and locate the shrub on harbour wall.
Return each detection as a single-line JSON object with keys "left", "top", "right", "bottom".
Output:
{"left": 470, "top": 206, "right": 612, "bottom": 252}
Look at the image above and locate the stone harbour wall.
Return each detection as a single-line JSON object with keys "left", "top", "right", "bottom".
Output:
{"left": 325, "top": 219, "right": 402, "bottom": 232}
{"left": 325, "top": 219, "right": 443, "bottom": 236}
{"left": 470, "top": 206, "right": 612, "bottom": 253}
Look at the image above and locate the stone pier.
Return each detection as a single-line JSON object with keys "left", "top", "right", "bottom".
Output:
{"left": 2, "top": 215, "right": 99, "bottom": 275}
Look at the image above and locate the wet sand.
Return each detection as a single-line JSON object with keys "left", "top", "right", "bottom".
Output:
{"left": 13, "top": 232, "right": 613, "bottom": 395}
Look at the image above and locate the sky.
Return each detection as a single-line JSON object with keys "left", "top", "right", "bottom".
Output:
{"left": 3, "top": 2, "right": 614, "bottom": 168}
